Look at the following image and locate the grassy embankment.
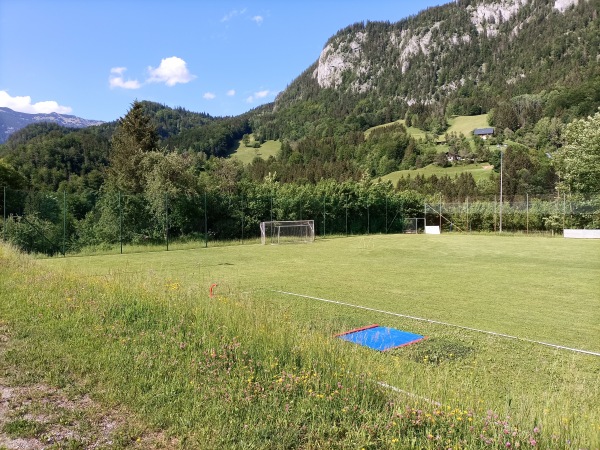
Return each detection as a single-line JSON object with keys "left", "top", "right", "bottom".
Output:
{"left": 2, "top": 234, "right": 599, "bottom": 448}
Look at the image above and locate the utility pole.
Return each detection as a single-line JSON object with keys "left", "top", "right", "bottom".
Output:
{"left": 498, "top": 144, "right": 506, "bottom": 233}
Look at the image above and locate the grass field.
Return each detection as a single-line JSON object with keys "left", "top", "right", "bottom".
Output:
{"left": 2, "top": 235, "right": 599, "bottom": 448}
{"left": 230, "top": 135, "right": 280, "bottom": 165}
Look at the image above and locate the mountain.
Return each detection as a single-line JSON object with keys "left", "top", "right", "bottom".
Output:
{"left": 0, "top": 107, "right": 104, "bottom": 143}
{"left": 252, "top": 0, "right": 600, "bottom": 140}
{"left": 3, "top": 0, "right": 599, "bottom": 190}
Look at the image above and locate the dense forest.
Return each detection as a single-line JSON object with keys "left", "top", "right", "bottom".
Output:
{"left": 1, "top": 0, "right": 599, "bottom": 253}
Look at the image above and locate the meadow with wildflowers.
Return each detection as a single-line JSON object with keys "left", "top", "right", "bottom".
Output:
{"left": 1, "top": 234, "right": 599, "bottom": 448}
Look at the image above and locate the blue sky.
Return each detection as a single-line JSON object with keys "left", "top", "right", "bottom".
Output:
{"left": 0, "top": 1, "right": 447, "bottom": 122}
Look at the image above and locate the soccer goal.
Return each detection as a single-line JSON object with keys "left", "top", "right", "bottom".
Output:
{"left": 403, "top": 217, "right": 425, "bottom": 234}
{"left": 260, "top": 220, "right": 315, "bottom": 245}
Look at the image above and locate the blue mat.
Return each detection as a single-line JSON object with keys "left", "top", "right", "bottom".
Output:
{"left": 337, "top": 324, "right": 425, "bottom": 351}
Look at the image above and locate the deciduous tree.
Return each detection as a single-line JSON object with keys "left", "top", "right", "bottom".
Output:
{"left": 555, "top": 110, "right": 600, "bottom": 195}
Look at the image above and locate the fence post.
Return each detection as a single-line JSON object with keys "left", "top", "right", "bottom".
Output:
{"left": 165, "top": 192, "right": 169, "bottom": 251}
{"left": 439, "top": 194, "right": 442, "bottom": 230}
{"left": 119, "top": 191, "right": 123, "bottom": 254}
{"left": 241, "top": 194, "right": 244, "bottom": 245}
{"left": 466, "top": 196, "right": 469, "bottom": 233}
{"left": 62, "top": 190, "right": 66, "bottom": 256}
{"left": 563, "top": 192, "right": 566, "bottom": 230}
{"left": 526, "top": 193, "right": 529, "bottom": 234}
{"left": 494, "top": 196, "right": 497, "bottom": 232}
{"left": 204, "top": 191, "right": 208, "bottom": 248}
{"left": 367, "top": 200, "right": 370, "bottom": 235}
{"left": 345, "top": 194, "right": 348, "bottom": 236}
{"left": 3, "top": 186, "right": 6, "bottom": 241}
{"left": 385, "top": 195, "right": 388, "bottom": 234}
{"left": 323, "top": 195, "right": 326, "bottom": 238}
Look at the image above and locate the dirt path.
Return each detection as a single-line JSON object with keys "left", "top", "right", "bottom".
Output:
{"left": 0, "top": 322, "right": 172, "bottom": 449}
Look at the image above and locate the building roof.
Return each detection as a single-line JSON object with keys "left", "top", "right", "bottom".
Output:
{"left": 473, "top": 127, "right": 495, "bottom": 135}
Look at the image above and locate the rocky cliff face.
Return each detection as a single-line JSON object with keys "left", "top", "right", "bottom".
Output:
{"left": 310, "top": 0, "right": 587, "bottom": 98}
{"left": 0, "top": 107, "right": 104, "bottom": 143}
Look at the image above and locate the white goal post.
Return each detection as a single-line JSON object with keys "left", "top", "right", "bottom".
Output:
{"left": 403, "top": 217, "right": 425, "bottom": 234}
{"left": 260, "top": 220, "right": 315, "bottom": 245}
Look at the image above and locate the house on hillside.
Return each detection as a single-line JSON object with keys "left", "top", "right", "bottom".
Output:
{"left": 473, "top": 127, "right": 495, "bottom": 139}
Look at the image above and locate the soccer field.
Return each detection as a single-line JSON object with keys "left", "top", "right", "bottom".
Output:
{"left": 41, "top": 234, "right": 600, "bottom": 352}
{"left": 34, "top": 233, "right": 600, "bottom": 446}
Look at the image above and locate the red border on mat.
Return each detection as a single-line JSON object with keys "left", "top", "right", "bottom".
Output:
{"left": 335, "top": 324, "right": 379, "bottom": 337}
{"left": 383, "top": 336, "right": 429, "bottom": 351}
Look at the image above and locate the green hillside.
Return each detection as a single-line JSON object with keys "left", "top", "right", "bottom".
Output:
{"left": 381, "top": 163, "right": 494, "bottom": 185}
{"left": 365, "top": 119, "right": 427, "bottom": 141}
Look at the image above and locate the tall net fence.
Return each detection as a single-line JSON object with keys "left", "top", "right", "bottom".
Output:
{"left": 0, "top": 186, "right": 424, "bottom": 255}
{"left": 425, "top": 194, "right": 600, "bottom": 234}
{"left": 1, "top": 187, "right": 598, "bottom": 256}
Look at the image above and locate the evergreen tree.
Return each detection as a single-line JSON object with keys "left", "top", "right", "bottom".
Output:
{"left": 108, "top": 101, "right": 159, "bottom": 194}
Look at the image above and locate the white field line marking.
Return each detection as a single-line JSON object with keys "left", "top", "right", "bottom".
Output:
{"left": 376, "top": 382, "right": 442, "bottom": 406}
{"left": 272, "top": 290, "right": 600, "bottom": 357}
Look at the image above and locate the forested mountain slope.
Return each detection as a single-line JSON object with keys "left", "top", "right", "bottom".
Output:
{"left": 1, "top": 0, "right": 599, "bottom": 191}
{"left": 252, "top": 0, "right": 599, "bottom": 140}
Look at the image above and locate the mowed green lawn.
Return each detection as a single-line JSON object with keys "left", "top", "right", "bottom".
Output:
{"left": 40, "top": 234, "right": 599, "bottom": 353}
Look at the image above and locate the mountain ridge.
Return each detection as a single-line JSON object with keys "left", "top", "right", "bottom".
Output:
{"left": 0, "top": 107, "right": 104, "bottom": 143}
{"left": 253, "top": 0, "right": 598, "bottom": 141}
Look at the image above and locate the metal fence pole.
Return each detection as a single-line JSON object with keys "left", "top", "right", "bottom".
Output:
{"left": 323, "top": 195, "right": 326, "bottom": 237}
{"left": 3, "top": 186, "right": 6, "bottom": 241}
{"left": 345, "top": 194, "right": 348, "bottom": 236}
{"left": 63, "top": 191, "right": 66, "bottom": 256}
{"left": 204, "top": 191, "right": 208, "bottom": 248}
{"left": 439, "top": 195, "right": 442, "bottom": 230}
{"left": 241, "top": 194, "right": 244, "bottom": 245}
{"left": 563, "top": 192, "right": 566, "bottom": 230}
{"left": 526, "top": 193, "right": 529, "bottom": 234}
{"left": 385, "top": 195, "right": 388, "bottom": 234}
{"left": 494, "top": 196, "right": 497, "bottom": 232}
{"left": 119, "top": 191, "right": 123, "bottom": 254}
{"left": 466, "top": 196, "right": 469, "bottom": 233}
{"left": 367, "top": 201, "right": 370, "bottom": 235}
{"left": 165, "top": 192, "right": 169, "bottom": 251}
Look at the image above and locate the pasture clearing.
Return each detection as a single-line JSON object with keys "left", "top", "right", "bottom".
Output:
{"left": 440, "top": 114, "right": 490, "bottom": 141}
{"left": 365, "top": 119, "right": 427, "bottom": 140}
{"left": 381, "top": 162, "right": 494, "bottom": 184}
{"left": 230, "top": 136, "right": 280, "bottom": 164}
{"left": 2, "top": 234, "right": 599, "bottom": 448}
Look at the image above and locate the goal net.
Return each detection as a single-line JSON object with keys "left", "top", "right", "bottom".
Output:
{"left": 260, "top": 220, "right": 315, "bottom": 245}
{"left": 403, "top": 217, "right": 425, "bottom": 234}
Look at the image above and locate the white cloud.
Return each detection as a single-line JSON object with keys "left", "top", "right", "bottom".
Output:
{"left": 109, "top": 67, "right": 141, "bottom": 89}
{"left": 251, "top": 15, "right": 264, "bottom": 25}
{"left": 221, "top": 8, "right": 247, "bottom": 22}
{"left": 203, "top": 92, "right": 216, "bottom": 100}
{"left": 0, "top": 90, "right": 72, "bottom": 114}
{"left": 226, "top": 89, "right": 236, "bottom": 96}
{"left": 254, "top": 90, "right": 270, "bottom": 99}
{"left": 147, "top": 57, "right": 196, "bottom": 86}
{"left": 246, "top": 89, "right": 273, "bottom": 103}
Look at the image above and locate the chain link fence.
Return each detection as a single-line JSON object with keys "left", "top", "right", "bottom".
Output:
{"left": 425, "top": 194, "right": 600, "bottom": 234}
{"left": 1, "top": 187, "right": 598, "bottom": 256}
